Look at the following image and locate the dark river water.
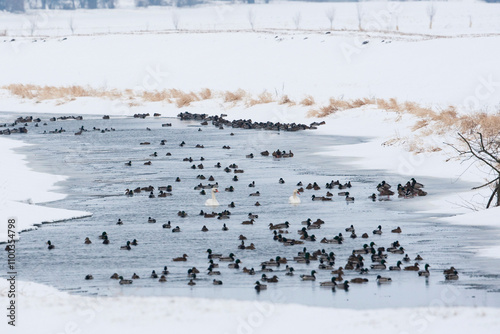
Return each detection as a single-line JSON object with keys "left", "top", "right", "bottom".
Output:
{"left": 1, "top": 111, "right": 499, "bottom": 309}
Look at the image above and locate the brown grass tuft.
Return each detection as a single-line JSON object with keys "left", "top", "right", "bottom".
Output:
{"left": 246, "top": 91, "right": 274, "bottom": 107}
{"left": 223, "top": 89, "right": 246, "bottom": 103}
{"left": 198, "top": 88, "right": 212, "bottom": 100}
{"left": 300, "top": 95, "right": 315, "bottom": 106}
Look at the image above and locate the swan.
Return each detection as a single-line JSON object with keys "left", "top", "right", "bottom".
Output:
{"left": 205, "top": 188, "right": 219, "bottom": 206}
{"left": 289, "top": 189, "right": 301, "bottom": 204}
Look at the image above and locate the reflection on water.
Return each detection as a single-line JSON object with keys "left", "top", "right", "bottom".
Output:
{"left": 2, "top": 112, "right": 499, "bottom": 308}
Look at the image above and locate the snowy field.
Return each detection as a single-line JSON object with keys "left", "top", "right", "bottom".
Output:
{"left": 1, "top": 1, "right": 500, "bottom": 333}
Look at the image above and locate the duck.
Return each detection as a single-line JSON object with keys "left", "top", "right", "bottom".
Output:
{"left": 320, "top": 277, "right": 337, "bottom": 287}
{"left": 102, "top": 236, "right": 110, "bottom": 244}
{"left": 370, "top": 260, "right": 387, "bottom": 270}
{"left": 239, "top": 235, "right": 247, "bottom": 240}
{"left": 279, "top": 178, "right": 285, "bottom": 184}
{"left": 345, "top": 225, "right": 355, "bottom": 232}
{"left": 418, "top": 264, "right": 431, "bottom": 277}
{"left": 116, "top": 219, "right": 123, "bottom": 225}
{"left": 222, "top": 223, "right": 229, "bottom": 231}
{"left": 228, "top": 259, "right": 242, "bottom": 269}
{"left": 110, "top": 273, "right": 120, "bottom": 279}
{"left": 300, "top": 270, "right": 317, "bottom": 281}
{"left": 120, "top": 241, "right": 131, "bottom": 250}
{"left": 443, "top": 267, "right": 457, "bottom": 275}
{"left": 207, "top": 249, "right": 222, "bottom": 259}
{"left": 350, "top": 278, "right": 369, "bottom": 284}
{"left": 150, "top": 270, "right": 159, "bottom": 278}
{"left": 333, "top": 281, "right": 350, "bottom": 291}
{"left": 213, "top": 279, "right": 223, "bottom": 285}
{"left": 228, "top": 202, "right": 236, "bottom": 208}
{"left": 285, "top": 266, "right": 295, "bottom": 276}
{"left": 201, "top": 225, "right": 209, "bottom": 232}
{"left": 402, "top": 254, "right": 411, "bottom": 261}
{"left": 159, "top": 275, "right": 167, "bottom": 282}
{"left": 404, "top": 263, "right": 420, "bottom": 271}
{"left": 125, "top": 161, "right": 132, "bottom": 166}
{"left": 47, "top": 240, "right": 55, "bottom": 250}
{"left": 445, "top": 271, "right": 459, "bottom": 280}
{"left": 172, "top": 226, "right": 181, "bottom": 232}
{"left": 205, "top": 188, "right": 220, "bottom": 206}
{"left": 248, "top": 181, "right": 255, "bottom": 187}
{"left": 118, "top": 276, "right": 133, "bottom": 285}
{"left": 207, "top": 267, "right": 221, "bottom": 275}
{"left": 373, "top": 225, "right": 382, "bottom": 235}
{"left": 241, "top": 219, "right": 255, "bottom": 225}
{"left": 132, "top": 273, "right": 140, "bottom": 279}
{"left": 376, "top": 275, "right": 392, "bottom": 283}
{"left": 85, "top": 274, "right": 93, "bottom": 280}
{"left": 219, "top": 253, "right": 235, "bottom": 262}
{"left": 410, "top": 178, "right": 424, "bottom": 189}
{"left": 188, "top": 279, "right": 196, "bottom": 286}
{"left": 255, "top": 281, "right": 267, "bottom": 291}
{"left": 162, "top": 266, "right": 170, "bottom": 275}
{"left": 173, "top": 254, "right": 188, "bottom": 262}
{"left": 162, "top": 221, "right": 172, "bottom": 229}
{"left": 289, "top": 189, "right": 301, "bottom": 204}
{"left": 389, "top": 261, "right": 402, "bottom": 271}
{"left": 391, "top": 226, "right": 402, "bottom": 233}
{"left": 255, "top": 201, "right": 261, "bottom": 206}
{"left": 361, "top": 233, "right": 369, "bottom": 238}
{"left": 245, "top": 243, "right": 256, "bottom": 250}
{"left": 415, "top": 254, "right": 423, "bottom": 261}
{"left": 84, "top": 237, "right": 92, "bottom": 244}
{"left": 148, "top": 217, "right": 156, "bottom": 223}
{"left": 249, "top": 191, "right": 260, "bottom": 197}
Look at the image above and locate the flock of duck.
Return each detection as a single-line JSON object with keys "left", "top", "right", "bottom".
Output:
{"left": 7, "top": 113, "right": 460, "bottom": 295}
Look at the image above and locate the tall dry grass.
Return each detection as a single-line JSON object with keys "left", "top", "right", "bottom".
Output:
{"left": 246, "top": 91, "right": 274, "bottom": 107}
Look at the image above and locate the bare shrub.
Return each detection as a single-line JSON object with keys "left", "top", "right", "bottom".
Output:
{"left": 223, "top": 89, "right": 246, "bottom": 103}
{"left": 198, "top": 88, "right": 212, "bottom": 100}
{"left": 300, "top": 95, "right": 315, "bottom": 106}
{"left": 246, "top": 91, "right": 274, "bottom": 107}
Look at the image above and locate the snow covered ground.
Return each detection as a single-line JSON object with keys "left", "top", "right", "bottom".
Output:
{"left": 0, "top": 1, "right": 499, "bottom": 331}
{"left": 1, "top": 279, "right": 499, "bottom": 334}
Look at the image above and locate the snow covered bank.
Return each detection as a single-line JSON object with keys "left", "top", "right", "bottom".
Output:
{"left": 0, "top": 279, "right": 499, "bottom": 334}
{"left": 0, "top": 137, "right": 92, "bottom": 243}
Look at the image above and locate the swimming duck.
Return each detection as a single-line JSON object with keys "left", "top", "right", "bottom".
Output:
{"left": 222, "top": 223, "right": 229, "bottom": 231}
{"left": 402, "top": 254, "right": 411, "bottom": 261}
{"left": 148, "top": 217, "right": 156, "bottom": 223}
{"left": 85, "top": 274, "right": 93, "bottom": 280}
{"left": 300, "top": 270, "right": 317, "bottom": 281}
{"left": 84, "top": 237, "right": 92, "bottom": 244}
{"left": 333, "top": 281, "right": 350, "bottom": 291}
{"left": 150, "top": 270, "right": 159, "bottom": 279}
{"left": 389, "top": 261, "right": 402, "bottom": 271}
{"left": 391, "top": 226, "right": 402, "bottom": 233}
{"left": 125, "top": 161, "right": 132, "bottom": 166}
{"left": 213, "top": 279, "right": 223, "bottom": 285}
{"left": 370, "top": 260, "right": 387, "bottom": 270}
{"left": 207, "top": 267, "right": 221, "bottom": 275}
{"left": 418, "top": 264, "right": 431, "bottom": 277}
{"left": 116, "top": 219, "right": 123, "bottom": 225}
{"left": 161, "top": 266, "right": 170, "bottom": 275}
{"left": 361, "top": 233, "right": 369, "bottom": 238}
{"left": 173, "top": 254, "right": 188, "bottom": 262}
{"left": 443, "top": 267, "right": 457, "bottom": 275}
{"left": 320, "top": 277, "right": 337, "bottom": 287}
{"left": 248, "top": 181, "right": 255, "bottom": 187}
{"left": 207, "top": 249, "right": 222, "bottom": 259}
{"left": 350, "top": 278, "right": 369, "bottom": 284}
{"left": 254, "top": 281, "right": 267, "bottom": 291}
{"left": 201, "top": 225, "right": 209, "bottom": 232}
{"left": 373, "top": 225, "right": 382, "bottom": 235}
{"left": 120, "top": 241, "right": 131, "bottom": 250}
{"left": 162, "top": 221, "right": 172, "bottom": 229}
{"left": 376, "top": 275, "right": 392, "bottom": 283}
{"left": 110, "top": 273, "right": 120, "bottom": 279}
{"left": 131, "top": 239, "right": 138, "bottom": 246}
{"left": 219, "top": 253, "right": 235, "bottom": 262}
{"left": 47, "top": 240, "right": 55, "bottom": 250}
{"left": 255, "top": 201, "right": 261, "bottom": 206}
{"left": 415, "top": 254, "right": 423, "bottom": 261}
{"left": 132, "top": 273, "right": 140, "bottom": 279}
{"left": 228, "top": 202, "right": 235, "bottom": 208}
{"left": 279, "top": 178, "right": 285, "bottom": 184}
{"left": 159, "top": 275, "right": 167, "bottom": 282}
{"left": 228, "top": 259, "right": 241, "bottom": 269}
{"left": 242, "top": 219, "right": 255, "bottom": 225}
{"left": 289, "top": 189, "right": 301, "bottom": 204}
{"left": 172, "top": 226, "right": 181, "bottom": 232}
{"left": 98, "top": 232, "right": 107, "bottom": 239}
{"left": 445, "top": 271, "right": 459, "bottom": 280}
{"left": 404, "top": 263, "right": 420, "bottom": 271}
{"left": 119, "top": 276, "right": 133, "bottom": 285}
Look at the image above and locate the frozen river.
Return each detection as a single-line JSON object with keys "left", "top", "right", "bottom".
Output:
{"left": 2, "top": 112, "right": 500, "bottom": 309}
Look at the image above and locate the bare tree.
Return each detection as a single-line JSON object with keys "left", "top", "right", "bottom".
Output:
{"left": 293, "top": 12, "right": 301, "bottom": 30}
{"left": 247, "top": 9, "right": 256, "bottom": 31}
{"left": 172, "top": 11, "right": 180, "bottom": 30}
{"left": 427, "top": 2, "right": 437, "bottom": 29}
{"left": 356, "top": 2, "right": 364, "bottom": 31}
{"left": 325, "top": 7, "right": 336, "bottom": 30}
{"left": 449, "top": 132, "right": 500, "bottom": 208}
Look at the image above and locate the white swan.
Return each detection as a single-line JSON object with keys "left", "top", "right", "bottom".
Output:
{"left": 205, "top": 188, "right": 220, "bottom": 206}
{"left": 289, "top": 189, "right": 301, "bottom": 204}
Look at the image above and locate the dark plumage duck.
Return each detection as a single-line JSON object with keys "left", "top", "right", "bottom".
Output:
{"left": 46, "top": 240, "right": 55, "bottom": 250}
{"left": 84, "top": 237, "right": 92, "bottom": 244}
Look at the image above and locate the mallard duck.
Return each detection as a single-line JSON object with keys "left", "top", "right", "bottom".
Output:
{"left": 201, "top": 225, "right": 209, "bottom": 232}
{"left": 345, "top": 194, "right": 355, "bottom": 202}
{"left": 373, "top": 225, "right": 382, "bottom": 235}
{"left": 245, "top": 243, "right": 256, "bottom": 250}
{"left": 120, "top": 241, "right": 131, "bottom": 250}
{"left": 207, "top": 249, "right": 222, "bottom": 259}
{"left": 208, "top": 260, "right": 219, "bottom": 268}
{"left": 158, "top": 275, "right": 167, "bottom": 282}
{"left": 300, "top": 270, "right": 317, "bottom": 281}
{"left": 285, "top": 266, "right": 295, "bottom": 276}
{"left": 84, "top": 237, "right": 92, "bottom": 244}
{"left": 249, "top": 191, "right": 261, "bottom": 197}
{"left": 331, "top": 267, "right": 344, "bottom": 275}
{"left": 98, "top": 232, "right": 107, "bottom": 239}
{"left": 172, "top": 226, "right": 181, "bottom": 233}
{"left": 163, "top": 221, "right": 172, "bottom": 229}
{"left": 255, "top": 201, "right": 261, "bottom": 206}
{"left": 415, "top": 254, "right": 423, "bottom": 261}
{"left": 46, "top": 240, "right": 55, "bottom": 250}
{"left": 162, "top": 266, "right": 169, "bottom": 275}
{"left": 389, "top": 261, "right": 402, "bottom": 271}
{"left": 219, "top": 253, "right": 235, "bottom": 262}
{"left": 418, "top": 264, "right": 431, "bottom": 277}
{"left": 132, "top": 273, "right": 140, "bottom": 279}
{"left": 173, "top": 254, "right": 188, "bottom": 262}
{"left": 131, "top": 239, "right": 138, "bottom": 246}
{"left": 116, "top": 219, "right": 123, "bottom": 225}
{"left": 242, "top": 219, "right": 255, "bottom": 225}
{"left": 110, "top": 273, "right": 120, "bottom": 279}
{"left": 85, "top": 274, "right": 93, "bottom": 280}
{"left": 151, "top": 270, "right": 158, "bottom": 278}
{"left": 404, "top": 263, "right": 420, "bottom": 271}
{"left": 389, "top": 247, "right": 405, "bottom": 255}
{"left": 222, "top": 223, "right": 229, "bottom": 231}
{"left": 320, "top": 277, "right": 337, "bottom": 287}
{"left": 376, "top": 275, "right": 392, "bottom": 283}
{"left": 410, "top": 178, "right": 424, "bottom": 189}
{"left": 125, "top": 161, "right": 132, "bottom": 166}
{"left": 391, "top": 226, "right": 402, "bottom": 233}
{"left": 266, "top": 275, "right": 279, "bottom": 283}
{"left": 207, "top": 267, "right": 221, "bottom": 275}
{"left": 228, "top": 259, "right": 241, "bottom": 269}
{"left": 445, "top": 271, "right": 459, "bottom": 280}
{"left": 148, "top": 217, "right": 156, "bottom": 223}
{"left": 261, "top": 265, "right": 273, "bottom": 272}
{"left": 361, "top": 233, "right": 369, "bottom": 238}
{"left": 213, "top": 279, "right": 223, "bottom": 285}
{"left": 119, "top": 276, "right": 133, "bottom": 285}
{"left": 333, "top": 281, "right": 350, "bottom": 291}
{"left": 443, "top": 267, "right": 457, "bottom": 275}
{"left": 350, "top": 278, "right": 369, "bottom": 283}
{"left": 254, "top": 281, "right": 267, "bottom": 291}
{"left": 402, "top": 254, "right": 411, "bottom": 262}
{"left": 345, "top": 225, "right": 355, "bottom": 232}
{"left": 370, "top": 260, "right": 387, "bottom": 270}
{"left": 188, "top": 279, "right": 196, "bottom": 286}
